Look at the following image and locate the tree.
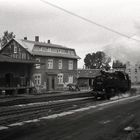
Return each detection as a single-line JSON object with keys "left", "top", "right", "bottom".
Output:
{"left": 84, "top": 51, "right": 111, "bottom": 70}
{"left": 0, "top": 31, "right": 15, "bottom": 48}
{"left": 112, "top": 60, "right": 126, "bottom": 69}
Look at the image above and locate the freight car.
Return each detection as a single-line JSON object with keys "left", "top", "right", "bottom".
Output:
{"left": 92, "top": 70, "right": 131, "bottom": 100}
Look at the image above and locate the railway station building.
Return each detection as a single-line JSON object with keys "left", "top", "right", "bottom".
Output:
{"left": 24, "top": 36, "right": 80, "bottom": 92}
{"left": 0, "top": 37, "right": 80, "bottom": 93}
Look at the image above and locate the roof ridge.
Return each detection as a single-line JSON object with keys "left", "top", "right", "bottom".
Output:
{"left": 21, "top": 39, "right": 74, "bottom": 50}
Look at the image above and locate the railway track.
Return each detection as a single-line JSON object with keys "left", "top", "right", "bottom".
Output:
{"left": 0, "top": 91, "right": 92, "bottom": 106}
{"left": 1, "top": 91, "right": 129, "bottom": 126}
{"left": 0, "top": 97, "right": 95, "bottom": 126}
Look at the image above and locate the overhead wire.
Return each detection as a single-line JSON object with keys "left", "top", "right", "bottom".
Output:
{"left": 39, "top": 0, "right": 140, "bottom": 43}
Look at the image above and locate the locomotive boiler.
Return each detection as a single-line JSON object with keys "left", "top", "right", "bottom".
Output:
{"left": 92, "top": 70, "right": 131, "bottom": 99}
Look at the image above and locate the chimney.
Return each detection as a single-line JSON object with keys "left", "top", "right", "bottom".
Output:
{"left": 35, "top": 36, "right": 39, "bottom": 42}
{"left": 24, "top": 37, "right": 27, "bottom": 40}
{"left": 48, "top": 40, "right": 50, "bottom": 44}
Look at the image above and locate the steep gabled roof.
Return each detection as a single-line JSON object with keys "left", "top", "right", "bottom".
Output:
{"left": 0, "top": 38, "right": 80, "bottom": 59}
{"left": 0, "top": 38, "right": 33, "bottom": 55}
{"left": 15, "top": 39, "right": 80, "bottom": 59}
{"left": 18, "top": 39, "right": 75, "bottom": 51}
{"left": 15, "top": 39, "right": 35, "bottom": 53}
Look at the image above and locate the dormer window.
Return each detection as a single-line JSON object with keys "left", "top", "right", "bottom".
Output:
{"left": 48, "top": 48, "right": 51, "bottom": 52}
{"left": 39, "top": 47, "right": 42, "bottom": 51}
{"left": 57, "top": 49, "right": 61, "bottom": 53}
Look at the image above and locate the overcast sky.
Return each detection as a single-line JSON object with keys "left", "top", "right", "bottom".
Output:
{"left": 1, "top": 0, "right": 140, "bottom": 68}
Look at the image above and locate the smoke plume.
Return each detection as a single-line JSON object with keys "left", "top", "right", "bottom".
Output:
{"left": 104, "top": 35, "right": 140, "bottom": 65}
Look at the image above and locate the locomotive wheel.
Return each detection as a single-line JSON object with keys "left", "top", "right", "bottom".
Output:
{"left": 106, "top": 95, "right": 110, "bottom": 100}
{"left": 120, "top": 88, "right": 127, "bottom": 93}
{"left": 105, "top": 88, "right": 116, "bottom": 100}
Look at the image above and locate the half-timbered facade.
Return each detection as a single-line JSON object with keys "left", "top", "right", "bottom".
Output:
{"left": 0, "top": 39, "right": 37, "bottom": 94}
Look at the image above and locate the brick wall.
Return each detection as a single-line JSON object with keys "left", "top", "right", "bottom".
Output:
{"left": 32, "top": 56, "right": 78, "bottom": 91}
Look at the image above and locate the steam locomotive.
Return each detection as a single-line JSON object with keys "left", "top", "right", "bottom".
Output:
{"left": 92, "top": 70, "right": 131, "bottom": 100}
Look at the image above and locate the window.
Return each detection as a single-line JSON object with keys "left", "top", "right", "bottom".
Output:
{"left": 65, "top": 50, "right": 68, "bottom": 53}
{"left": 18, "top": 47, "right": 21, "bottom": 53}
{"left": 68, "top": 60, "right": 73, "bottom": 70}
{"left": 48, "top": 59, "right": 53, "bottom": 69}
{"left": 35, "top": 58, "right": 40, "bottom": 69}
{"left": 47, "top": 48, "right": 51, "bottom": 52}
{"left": 14, "top": 46, "right": 17, "bottom": 53}
{"left": 58, "top": 60, "right": 62, "bottom": 69}
{"left": 70, "top": 51, "right": 75, "bottom": 55}
{"left": 21, "top": 53, "right": 26, "bottom": 59}
{"left": 27, "top": 54, "right": 30, "bottom": 60}
{"left": 58, "top": 73, "right": 63, "bottom": 84}
{"left": 37, "top": 46, "right": 42, "bottom": 51}
{"left": 34, "top": 74, "right": 41, "bottom": 85}
{"left": 68, "top": 75, "right": 73, "bottom": 83}
{"left": 57, "top": 49, "right": 61, "bottom": 53}
{"left": 68, "top": 50, "right": 71, "bottom": 55}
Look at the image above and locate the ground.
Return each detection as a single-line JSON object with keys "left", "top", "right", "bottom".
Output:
{"left": 1, "top": 95, "right": 140, "bottom": 140}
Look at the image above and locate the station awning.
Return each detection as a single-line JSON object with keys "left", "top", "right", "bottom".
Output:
{"left": 0, "top": 54, "right": 41, "bottom": 64}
